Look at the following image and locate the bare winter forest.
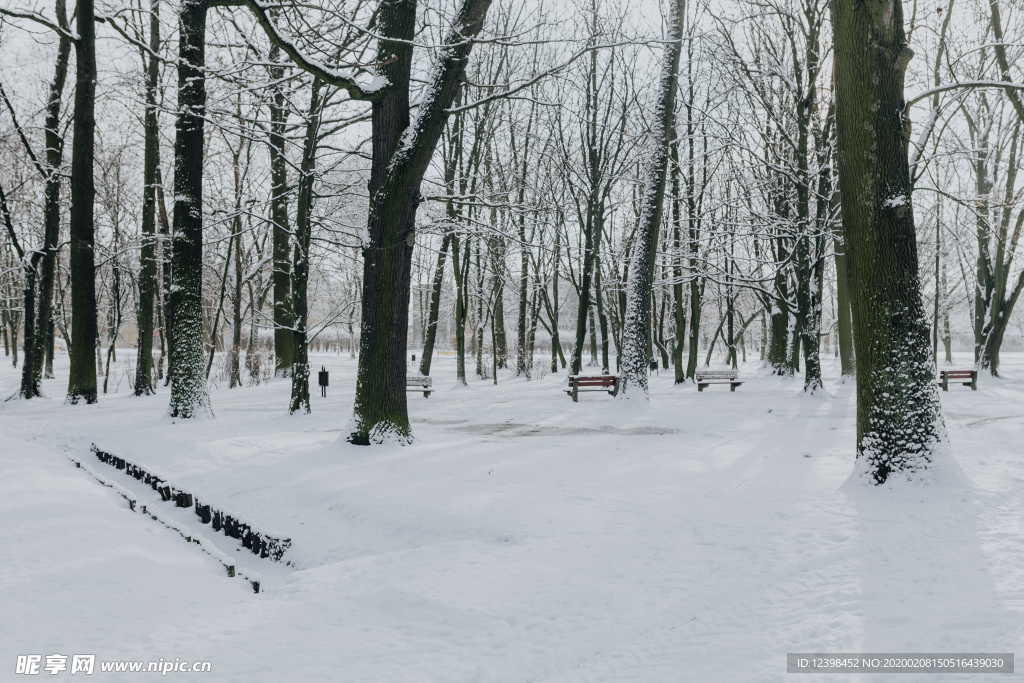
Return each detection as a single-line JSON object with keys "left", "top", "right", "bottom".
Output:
{"left": 1, "top": 0, "right": 1023, "bottom": 680}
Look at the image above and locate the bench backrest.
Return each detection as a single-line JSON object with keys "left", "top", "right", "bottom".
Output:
{"left": 569, "top": 375, "right": 617, "bottom": 386}
{"left": 696, "top": 369, "right": 738, "bottom": 379}
{"left": 940, "top": 370, "right": 975, "bottom": 378}
{"left": 407, "top": 376, "right": 432, "bottom": 387}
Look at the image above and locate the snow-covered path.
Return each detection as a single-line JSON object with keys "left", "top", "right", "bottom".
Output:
{"left": 0, "top": 353, "right": 1021, "bottom": 681}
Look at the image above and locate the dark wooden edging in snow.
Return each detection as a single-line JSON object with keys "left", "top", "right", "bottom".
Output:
{"left": 67, "top": 454, "right": 264, "bottom": 593}
{"left": 77, "top": 443, "right": 295, "bottom": 592}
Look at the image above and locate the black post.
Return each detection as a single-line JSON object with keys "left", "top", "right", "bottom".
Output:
{"left": 318, "top": 366, "right": 328, "bottom": 397}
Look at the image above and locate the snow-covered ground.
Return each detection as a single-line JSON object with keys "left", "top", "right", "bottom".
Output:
{"left": 0, "top": 352, "right": 1021, "bottom": 682}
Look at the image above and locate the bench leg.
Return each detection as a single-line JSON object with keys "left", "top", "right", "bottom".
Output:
{"left": 698, "top": 384, "right": 706, "bottom": 392}
{"left": 941, "top": 378, "right": 949, "bottom": 391}
{"left": 970, "top": 380, "right": 977, "bottom": 391}
{"left": 730, "top": 383, "right": 737, "bottom": 392}
{"left": 572, "top": 388, "right": 578, "bottom": 403}
{"left": 423, "top": 391, "right": 431, "bottom": 398}
{"left": 609, "top": 382, "right": 619, "bottom": 397}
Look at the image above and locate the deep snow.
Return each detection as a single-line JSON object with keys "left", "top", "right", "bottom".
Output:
{"left": 0, "top": 351, "right": 1021, "bottom": 682}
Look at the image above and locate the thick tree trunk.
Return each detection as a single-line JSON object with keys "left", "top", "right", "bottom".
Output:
{"left": 67, "top": 0, "right": 99, "bottom": 404}
{"left": 134, "top": 0, "right": 160, "bottom": 396}
{"left": 168, "top": 0, "right": 210, "bottom": 418}
{"left": 767, "top": 302, "right": 789, "bottom": 374}
{"left": 349, "top": 0, "right": 493, "bottom": 443}
{"left": 619, "top": 0, "right": 684, "bottom": 396}
{"left": 830, "top": 0, "right": 944, "bottom": 483}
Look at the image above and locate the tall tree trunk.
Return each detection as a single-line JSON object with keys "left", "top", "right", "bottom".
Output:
{"left": 594, "top": 225, "right": 610, "bottom": 373}
{"left": 489, "top": 236, "right": 508, "bottom": 369}
{"left": 517, "top": 233, "right": 529, "bottom": 375}
{"left": 229, "top": 227, "right": 243, "bottom": 388}
{"left": 834, "top": 222, "right": 855, "bottom": 375}
{"left": 418, "top": 232, "right": 451, "bottom": 376}
{"left": 670, "top": 137, "right": 686, "bottom": 383}
{"left": 618, "top": 0, "right": 684, "bottom": 395}
{"left": 102, "top": 251, "right": 123, "bottom": 394}
{"left": 168, "top": 0, "right": 209, "bottom": 418}
{"left": 830, "top": 0, "right": 944, "bottom": 483}
{"left": 941, "top": 250, "right": 952, "bottom": 364}
{"left": 134, "top": 0, "right": 160, "bottom": 396}
{"left": 157, "top": 165, "right": 173, "bottom": 385}
{"left": 348, "top": 0, "right": 493, "bottom": 444}
{"left": 67, "top": 0, "right": 99, "bottom": 404}
{"left": 32, "top": 0, "right": 71, "bottom": 388}
{"left": 550, "top": 227, "right": 564, "bottom": 373}
{"left": 570, "top": 223, "right": 595, "bottom": 374}
{"left": 269, "top": 41, "right": 295, "bottom": 378}
{"left": 289, "top": 77, "right": 324, "bottom": 414}
{"left": 474, "top": 239, "right": 485, "bottom": 377}
{"left": 453, "top": 234, "right": 470, "bottom": 385}
{"left": 0, "top": 182, "right": 43, "bottom": 398}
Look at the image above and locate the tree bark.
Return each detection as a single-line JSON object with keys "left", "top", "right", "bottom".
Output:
{"left": 418, "top": 232, "right": 451, "bottom": 377}
{"left": 349, "top": 0, "right": 493, "bottom": 443}
{"left": 830, "top": 0, "right": 944, "bottom": 483}
{"left": 134, "top": 0, "right": 160, "bottom": 396}
{"left": 268, "top": 41, "right": 295, "bottom": 378}
{"left": 289, "top": 77, "right": 324, "bottom": 414}
{"left": 31, "top": 0, "right": 71, "bottom": 389}
{"left": 618, "top": 0, "right": 684, "bottom": 395}
{"left": 67, "top": 0, "right": 99, "bottom": 404}
{"left": 168, "top": 0, "right": 210, "bottom": 418}
{"left": 833, "top": 221, "right": 855, "bottom": 375}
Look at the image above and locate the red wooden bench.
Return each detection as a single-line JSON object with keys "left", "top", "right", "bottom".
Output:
{"left": 938, "top": 369, "right": 977, "bottom": 391}
{"left": 565, "top": 375, "right": 619, "bottom": 402}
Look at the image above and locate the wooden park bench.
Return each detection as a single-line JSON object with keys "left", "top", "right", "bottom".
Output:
{"left": 696, "top": 369, "right": 743, "bottom": 392}
{"left": 407, "top": 376, "right": 433, "bottom": 398}
{"left": 565, "top": 375, "right": 619, "bottom": 402}
{"left": 937, "top": 369, "right": 977, "bottom": 391}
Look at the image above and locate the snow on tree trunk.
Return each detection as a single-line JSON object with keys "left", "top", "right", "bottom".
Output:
{"left": 617, "top": 0, "right": 684, "bottom": 397}
{"left": 348, "top": 0, "right": 493, "bottom": 444}
{"left": 269, "top": 41, "right": 296, "bottom": 379}
{"left": 830, "top": 0, "right": 945, "bottom": 484}
{"left": 168, "top": 0, "right": 210, "bottom": 419}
